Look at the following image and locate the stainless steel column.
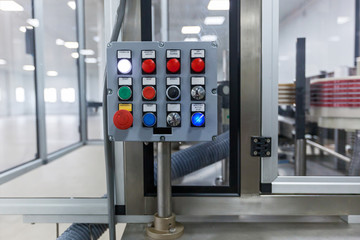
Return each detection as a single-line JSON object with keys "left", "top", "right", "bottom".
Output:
{"left": 157, "top": 142, "right": 172, "bottom": 218}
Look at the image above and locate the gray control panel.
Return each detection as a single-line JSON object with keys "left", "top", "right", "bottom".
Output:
{"left": 106, "top": 41, "right": 217, "bottom": 142}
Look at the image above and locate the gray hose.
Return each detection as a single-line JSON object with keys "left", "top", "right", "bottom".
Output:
{"left": 154, "top": 131, "right": 229, "bottom": 181}
{"left": 57, "top": 224, "right": 108, "bottom": 240}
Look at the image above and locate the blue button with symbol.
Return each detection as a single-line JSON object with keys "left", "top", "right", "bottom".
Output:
{"left": 191, "top": 112, "right": 205, "bottom": 127}
{"left": 143, "top": 113, "right": 157, "bottom": 127}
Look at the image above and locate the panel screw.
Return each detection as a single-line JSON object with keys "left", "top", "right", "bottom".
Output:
{"left": 266, "top": 151, "right": 271, "bottom": 156}
{"left": 253, "top": 151, "right": 258, "bottom": 155}
{"left": 144, "top": 142, "right": 149, "bottom": 146}
{"left": 107, "top": 89, "right": 113, "bottom": 95}
{"left": 266, "top": 139, "right": 271, "bottom": 143}
{"left": 159, "top": 42, "right": 164, "bottom": 47}
{"left": 109, "top": 136, "right": 114, "bottom": 141}
{"left": 107, "top": 43, "right": 112, "bottom": 48}
{"left": 211, "top": 41, "right": 218, "bottom": 47}
{"left": 147, "top": 222, "right": 153, "bottom": 228}
{"left": 169, "top": 228, "right": 176, "bottom": 233}
{"left": 211, "top": 88, "right": 217, "bottom": 94}
{"left": 253, "top": 138, "right": 258, "bottom": 143}
{"left": 160, "top": 136, "right": 165, "bottom": 141}
{"left": 212, "top": 136, "right": 217, "bottom": 141}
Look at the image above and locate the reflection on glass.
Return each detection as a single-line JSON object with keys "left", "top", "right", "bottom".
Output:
{"left": 0, "top": 1, "right": 37, "bottom": 172}
{"left": 43, "top": 0, "right": 80, "bottom": 152}
{"left": 152, "top": 0, "right": 230, "bottom": 186}
{"left": 278, "top": 0, "right": 357, "bottom": 176}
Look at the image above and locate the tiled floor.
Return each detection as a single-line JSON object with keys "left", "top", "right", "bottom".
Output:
{"left": 0, "top": 145, "right": 125, "bottom": 239}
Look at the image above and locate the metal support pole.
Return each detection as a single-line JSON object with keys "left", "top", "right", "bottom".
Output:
{"left": 294, "top": 38, "right": 306, "bottom": 176}
{"left": 76, "top": 0, "right": 88, "bottom": 143}
{"left": 335, "top": 129, "right": 347, "bottom": 170}
{"left": 157, "top": 142, "right": 172, "bottom": 218}
{"left": 147, "top": 142, "right": 184, "bottom": 239}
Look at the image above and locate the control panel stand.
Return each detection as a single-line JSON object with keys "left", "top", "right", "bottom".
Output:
{"left": 146, "top": 142, "right": 184, "bottom": 239}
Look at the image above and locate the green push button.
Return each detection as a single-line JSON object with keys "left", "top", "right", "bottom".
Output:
{"left": 118, "top": 86, "right": 132, "bottom": 100}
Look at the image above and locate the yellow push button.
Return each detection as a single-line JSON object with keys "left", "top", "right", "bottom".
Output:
{"left": 119, "top": 104, "right": 132, "bottom": 111}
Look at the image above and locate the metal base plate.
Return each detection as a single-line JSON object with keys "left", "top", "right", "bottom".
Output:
{"left": 123, "top": 221, "right": 360, "bottom": 239}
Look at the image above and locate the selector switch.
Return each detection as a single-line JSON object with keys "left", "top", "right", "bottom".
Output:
{"left": 118, "top": 86, "right": 132, "bottom": 100}
{"left": 113, "top": 110, "right": 133, "bottom": 130}
{"left": 142, "top": 86, "right": 156, "bottom": 100}
{"left": 167, "top": 112, "right": 181, "bottom": 127}
{"left": 191, "top": 86, "right": 206, "bottom": 100}
{"left": 166, "top": 85, "right": 181, "bottom": 101}
{"left": 191, "top": 112, "right": 205, "bottom": 127}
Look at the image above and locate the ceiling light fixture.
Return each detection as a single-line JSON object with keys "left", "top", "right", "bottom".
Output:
{"left": 208, "top": 0, "right": 230, "bottom": 11}
{"left": 23, "top": 65, "right": 35, "bottom": 71}
{"left": 0, "top": 59, "right": 7, "bottom": 65}
{"left": 64, "top": 42, "right": 79, "bottom": 49}
{"left": 46, "top": 71, "right": 58, "bottom": 77}
{"left": 71, "top": 52, "right": 79, "bottom": 59}
{"left": 204, "top": 16, "right": 225, "bottom": 25}
{"left": 337, "top": 16, "right": 350, "bottom": 25}
{"left": 85, "top": 58, "right": 97, "bottom": 64}
{"left": 26, "top": 18, "right": 39, "bottom": 27}
{"left": 56, "top": 38, "right": 65, "bottom": 45}
{"left": 80, "top": 49, "right": 95, "bottom": 56}
{"left": 200, "top": 35, "right": 218, "bottom": 41}
{"left": 67, "top": 1, "right": 76, "bottom": 10}
{"left": 0, "top": 1, "right": 24, "bottom": 11}
{"left": 181, "top": 26, "right": 201, "bottom": 34}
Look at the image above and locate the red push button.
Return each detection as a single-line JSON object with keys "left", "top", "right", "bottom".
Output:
{"left": 167, "top": 58, "right": 180, "bottom": 73}
{"left": 142, "top": 86, "right": 156, "bottom": 100}
{"left": 142, "top": 59, "right": 156, "bottom": 74}
{"left": 191, "top": 58, "right": 205, "bottom": 73}
{"left": 113, "top": 110, "right": 133, "bottom": 130}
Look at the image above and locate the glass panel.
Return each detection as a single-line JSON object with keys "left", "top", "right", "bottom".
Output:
{"left": 85, "top": 0, "right": 104, "bottom": 140}
{"left": 43, "top": 0, "right": 80, "bottom": 152}
{"left": 152, "top": 0, "right": 230, "bottom": 186}
{"left": 278, "top": 0, "right": 357, "bottom": 176}
{"left": 0, "top": 0, "right": 37, "bottom": 172}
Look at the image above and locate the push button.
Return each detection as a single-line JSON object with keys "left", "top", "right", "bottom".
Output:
{"left": 142, "top": 59, "right": 156, "bottom": 74}
{"left": 166, "top": 86, "right": 181, "bottom": 101}
{"left": 191, "top": 58, "right": 205, "bottom": 73}
{"left": 167, "top": 112, "right": 181, "bottom": 127}
{"left": 191, "top": 86, "right": 206, "bottom": 100}
{"left": 118, "top": 86, "right": 132, "bottom": 100}
{"left": 113, "top": 110, "right": 133, "bottom": 130}
{"left": 143, "top": 112, "right": 157, "bottom": 127}
{"left": 142, "top": 86, "right": 156, "bottom": 100}
{"left": 167, "top": 58, "right": 180, "bottom": 73}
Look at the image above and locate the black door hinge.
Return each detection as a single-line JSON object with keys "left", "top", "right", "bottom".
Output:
{"left": 251, "top": 137, "right": 271, "bottom": 157}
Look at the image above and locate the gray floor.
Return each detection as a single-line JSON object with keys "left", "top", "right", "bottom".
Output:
{"left": 123, "top": 222, "right": 360, "bottom": 240}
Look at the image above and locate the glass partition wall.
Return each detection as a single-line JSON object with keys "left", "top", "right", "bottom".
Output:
{"left": 0, "top": 0, "right": 90, "bottom": 178}
{"left": 277, "top": 0, "right": 359, "bottom": 176}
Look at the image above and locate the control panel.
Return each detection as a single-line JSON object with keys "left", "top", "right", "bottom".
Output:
{"left": 106, "top": 41, "right": 217, "bottom": 142}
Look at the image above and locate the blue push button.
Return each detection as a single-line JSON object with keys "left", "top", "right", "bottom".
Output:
{"left": 191, "top": 112, "right": 205, "bottom": 127}
{"left": 143, "top": 113, "right": 157, "bottom": 127}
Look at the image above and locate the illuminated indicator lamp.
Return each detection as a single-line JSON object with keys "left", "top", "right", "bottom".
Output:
{"left": 191, "top": 112, "right": 205, "bottom": 127}
{"left": 113, "top": 110, "right": 133, "bottom": 130}
{"left": 118, "top": 86, "right": 132, "bottom": 100}
{"left": 191, "top": 58, "right": 205, "bottom": 73}
{"left": 143, "top": 113, "right": 157, "bottom": 127}
{"left": 117, "top": 59, "right": 132, "bottom": 74}
{"left": 142, "top": 59, "right": 156, "bottom": 73}
{"left": 142, "top": 86, "right": 156, "bottom": 100}
{"left": 167, "top": 58, "right": 180, "bottom": 73}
